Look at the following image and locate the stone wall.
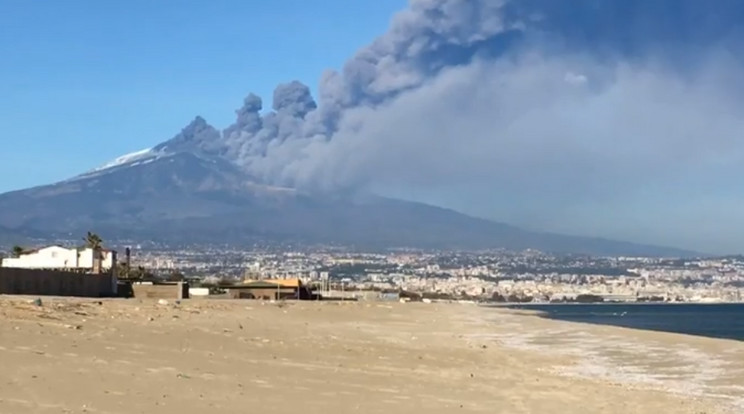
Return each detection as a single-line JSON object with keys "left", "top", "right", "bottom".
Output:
{"left": 131, "top": 282, "right": 189, "bottom": 299}
{"left": 0, "top": 267, "right": 116, "bottom": 297}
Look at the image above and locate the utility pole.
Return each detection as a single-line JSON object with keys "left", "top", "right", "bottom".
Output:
{"left": 125, "top": 247, "right": 131, "bottom": 279}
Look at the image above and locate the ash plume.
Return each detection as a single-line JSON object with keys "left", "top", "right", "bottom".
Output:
{"left": 208, "top": 0, "right": 744, "bottom": 251}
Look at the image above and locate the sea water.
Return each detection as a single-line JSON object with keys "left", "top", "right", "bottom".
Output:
{"left": 509, "top": 303, "right": 744, "bottom": 341}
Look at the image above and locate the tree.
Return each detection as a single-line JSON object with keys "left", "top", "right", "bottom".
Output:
{"left": 117, "top": 262, "right": 132, "bottom": 280}
{"left": 83, "top": 232, "right": 104, "bottom": 274}
{"left": 83, "top": 232, "right": 103, "bottom": 250}
{"left": 165, "top": 269, "right": 185, "bottom": 282}
{"left": 11, "top": 245, "right": 24, "bottom": 258}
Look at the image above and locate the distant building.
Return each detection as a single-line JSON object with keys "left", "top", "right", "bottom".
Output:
{"left": 227, "top": 278, "right": 313, "bottom": 300}
{"left": 1, "top": 245, "right": 117, "bottom": 275}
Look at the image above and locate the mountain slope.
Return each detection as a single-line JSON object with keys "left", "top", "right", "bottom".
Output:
{"left": 0, "top": 117, "right": 696, "bottom": 257}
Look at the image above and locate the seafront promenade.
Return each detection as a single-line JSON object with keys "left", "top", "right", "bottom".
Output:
{"left": 0, "top": 297, "right": 741, "bottom": 413}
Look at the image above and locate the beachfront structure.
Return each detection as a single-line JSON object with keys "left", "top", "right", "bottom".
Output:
{"left": 226, "top": 278, "right": 313, "bottom": 300}
{"left": 1, "top": 245, "right": 117, "bottom": 275}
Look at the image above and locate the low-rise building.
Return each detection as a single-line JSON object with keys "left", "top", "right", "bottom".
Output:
{"left": 227, "top": 278, "right": 313, "bottom": 300}
{"left": 1, "top": 245, "right": 117, "bottom": 275}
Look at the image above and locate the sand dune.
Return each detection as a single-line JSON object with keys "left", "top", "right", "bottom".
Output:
{"left": 0, "top": 297, "right": 740, "bottom": 413}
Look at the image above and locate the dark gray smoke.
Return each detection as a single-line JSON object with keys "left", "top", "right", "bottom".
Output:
{"left": 195, "top": 0, "right": 744, "bottom": 252}
{"left": 272, "top": 81, "right": 317, "bottom": 116}
{"left": 154, "top": 116, "right": 221, "bottom": 156}
{"left": 216, "top": 0, "right": 528, "bottom": 180}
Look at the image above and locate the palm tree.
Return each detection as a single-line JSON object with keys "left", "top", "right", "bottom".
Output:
{"left": 11, "top": 245, "right": 24, "bottom": 258}
{"left": 83, "top": 232, "right": 103, "bottom": 249}
{"left": 83, "top": 232, "right": 104, "bottom": 274}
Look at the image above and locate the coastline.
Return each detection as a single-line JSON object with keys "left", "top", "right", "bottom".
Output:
{"left": 485, "top": 301, "right": 744, "bottom": 306}
{"left": 494, "top": 302, "right": 744, "bottom": 342}
{"left": 0, "top": 297, "right": 740, "bottom": 413}
{"left": 485, "top": 305, "right": 744, "bottom": 412}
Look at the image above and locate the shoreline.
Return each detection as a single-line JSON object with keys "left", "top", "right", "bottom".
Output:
{"left": 482, "top": 305, "right": 744, "bottom": 412}
{"left": 489, "top": 303, "right": 744, "bottom": 346}
{"left": 0, "top": 297, "right": 741, "bottom": 413}
{"left": 485, "top": 301, "right": 744, "bottom": 306}
{"left": 494, "top": 302, "right": 744, "bottom": 343}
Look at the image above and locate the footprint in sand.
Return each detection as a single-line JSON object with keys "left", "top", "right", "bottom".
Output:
{"left": 250, "top": 379, "right": 275, "bottom": 389}
{"left": 146, "top": 367, "right": 177, "bottom": 374}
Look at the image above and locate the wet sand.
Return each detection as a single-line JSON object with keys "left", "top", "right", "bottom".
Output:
{"left": 0, "top": 297, "right": 741, "bottom": 413}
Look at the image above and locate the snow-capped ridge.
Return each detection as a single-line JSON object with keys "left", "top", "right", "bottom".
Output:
{"left": 71, "top": 115, "right": 224, "bottom": 182}
{"left": 68, "top": 148, "right": 165, "bottom": 182}
{"left": 90, "top": 148, "right": 155, "bottom": 172}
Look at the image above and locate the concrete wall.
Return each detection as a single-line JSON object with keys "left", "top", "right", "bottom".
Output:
{"left": 77, "top": 249, "right": 116, "bottom": 270}
{"left": 132, "top": 282, "right": 189, "bottom": 299}
{"left": 0, "top": 267, "right": 116, "bottom": 297}
{"left": 188, "top": 287, "right": 210, "bottom": 297}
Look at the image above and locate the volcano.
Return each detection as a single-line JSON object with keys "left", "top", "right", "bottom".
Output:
{"left": 0, "top": 115, "right": 695, "bottom": 257}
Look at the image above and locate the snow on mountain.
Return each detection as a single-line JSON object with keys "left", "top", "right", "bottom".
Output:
{"left": 68, "top": 148, "right": 164, "bottom": 182}
{"left": 91, "top": 148, "right": 155, "bottom": 172}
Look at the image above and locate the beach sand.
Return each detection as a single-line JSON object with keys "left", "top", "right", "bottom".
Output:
{"left": 0, "top": 297, "right": 741, "bottom": 413}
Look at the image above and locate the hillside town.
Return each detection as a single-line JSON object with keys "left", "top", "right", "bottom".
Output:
{"left": 3, "top": 238, "right": 740, "bottom": 303}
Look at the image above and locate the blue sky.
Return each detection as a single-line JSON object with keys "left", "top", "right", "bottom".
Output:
{"left": 0, "top": 0, "right": 404, "bottom": 193}
{"left": 2, "top": 0, "right": 743, "bottom": 253}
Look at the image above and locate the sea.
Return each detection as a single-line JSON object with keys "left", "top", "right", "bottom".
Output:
{"left": 508, "top": 303, "right": 744, "bottom": 341}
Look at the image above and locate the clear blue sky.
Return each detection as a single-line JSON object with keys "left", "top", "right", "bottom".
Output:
{"left": 0, "top": 0, "right": 405, "bottom": 193}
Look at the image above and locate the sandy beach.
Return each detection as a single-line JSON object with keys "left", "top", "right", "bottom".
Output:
{"left": 0, "top": 297, "right": 742, "bottom": 413}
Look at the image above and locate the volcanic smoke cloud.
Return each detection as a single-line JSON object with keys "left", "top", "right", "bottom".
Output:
{"left": 197, "top": 0, "right": 744, "bottom": 252}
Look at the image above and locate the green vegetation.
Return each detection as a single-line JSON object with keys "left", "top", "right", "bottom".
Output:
{"left": 165, "top": 269, "right": 185, "bottom": 282}
{"left": 83, "top": 231, "right": 103, "bottom": 250}
{"left": 116, "top": 264, "right": 155, "bottom": 281}
{"left": 11, "top": 245, "right": 24, "bottom": 258}
{"left": 83, "top": 231, "right": 104, "bottom": 274}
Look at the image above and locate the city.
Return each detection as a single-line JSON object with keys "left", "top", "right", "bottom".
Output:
{"left": 80, "top": 242, "right": 744, "bottom": 303}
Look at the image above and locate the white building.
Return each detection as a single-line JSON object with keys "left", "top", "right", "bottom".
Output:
{"left": 1, "top": 245, "right": 117, "bottom": 274}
